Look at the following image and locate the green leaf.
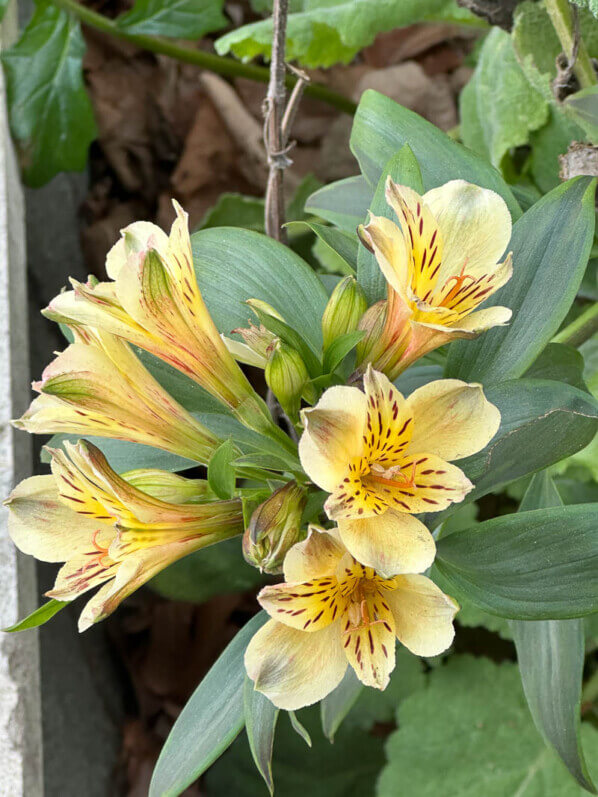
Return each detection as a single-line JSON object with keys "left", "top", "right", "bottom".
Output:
{"left": 243, "top": 678, "right": 279, "bottom": 795}
{"left": 357, "top": 145, "right": 424, "bottom": 303}
{"left": 446, "top": 177, "right": 596, "bottom": 383}
{"left": 322, "top": 330, "right": 364, "bottom": 374}
{"left": 200, "top": 193, "right": 265, "bottom": 232}
{"left": 149, "top": 612, "right": 267, "bottom": 797}
{"left": 433, "top": 378, "right": 598, "bottom": 521}
{"left": 436, "top": 503, "right": 598, "bottom": 619}
{"left": 528, "top": 107, "right": 586, "bottom": 194}
{"left": 564, "top": 86, "right": 598, "bottom": 144}
{"left": 378, "top": 656, "right": 598, "bottom": 797}
{"left": 511, "top": 473, "right": 597, "bottom": 794}
{"left": 1, "top": 3, "right": 97, "bottom": 187}
{"left": 350, "top": 90, "right": 521, "bottom": 217}
{"left": 204, "top": 704, "right": 385, "bottom": 796}
{"left": 0, "top": 0, "right": 10, "bottom": 22}
{"left": 320, "top": 668, "right": 363, "bottom": 743}
{"left": 249, "top": 304, "right": 322, "bottom": 376}
{"left": 215, "top": 0, "right": 480, "bottom": 68}
{"left": 523, "top": 343, "right": 587, "bottom": 390}
{"left": 191, "top": 227, "right": 328, "bottom": 352}
{"left": 116, "top": 0, "right": 227, "bottom": 37}
{"left": 3, "top": 598, "right": 69, "bottom": 632}
{"left": 394, "top": 363, "right": 444, "bottom": 396}
{"left": 571, "top": 0, "right": 598, "bottom": 18}
{"left": 149, "top": 537, "right": 263, "bottom": 603}
{"left": 288, "top": 711, "right": 312, "bottom": 747}
{"left": 287, "top": 222, "right": 358, "bottom": 275}
{"left": 305, "top": 175, "right": 372, "bottom": 233}
{"left": 459, "top": 28, "right": 548, "bottom": 168}
{"left": 208, "top": 439, "right": 236, "bottom": 500}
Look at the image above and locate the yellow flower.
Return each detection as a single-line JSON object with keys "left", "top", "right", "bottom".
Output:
{"left": 245, "top": 527, "right": 458, "bottom": 709}
{"left": 357, "top": 178, "right": 513, "bottom": 379}
{"left": 15, "top": 326, "right": 221, "bottom": 464}
{"left": 299, "top": 366, "right": 499, "bottom": 575}
{"left": 43, "top": 201, "right": 279, "bottom": 439}
{"left": 5, "top": 441, "right": 243, "bottom": 631}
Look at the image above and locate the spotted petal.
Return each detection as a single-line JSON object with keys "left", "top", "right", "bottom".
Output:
{"left": 341, "top": 592, "right": 396, "bottom": 690}
{"left": 360, "top": 213, "right": 411, "bottom": 299}
{"left": 245, "top": 619, "right": 347, "bottom": 710}
{"left": 362, "top": 366, "right": 413, "bottom": 466}
{"left": 258, "top": 577, "right": 347, "bottom": 632}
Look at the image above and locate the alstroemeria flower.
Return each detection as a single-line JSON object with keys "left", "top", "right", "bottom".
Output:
{"left": 5, "top": 441, "right": 243, "bottom": 631}
{"left": 299, "top": 366, "right": 499, "bottom": 575}
{"left": 245, "top": 527, "right": 458, "bottom": 709}
{"left": 15, "top": 326, "right": 221, "bottom": 464}
{"left": 357, "top": 178, "right": 513, "bottom": 379}
{"left": 43, "top": 201, "right": 277, "bottom": 438}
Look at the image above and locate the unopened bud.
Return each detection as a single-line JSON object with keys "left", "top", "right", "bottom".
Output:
{"left": 322, "top": 276, "right": 368, "bottom": 351}
{"left": 243, "top": 482, "right": 307, "bottom": 573}
{"left": 265, "top": 341, "right": 309, "bottom": 419}
{"left": 224, "top": 321, "right": 276, "bottom": 368}
{"left": 355, "top": 300, "right": 387, "bottom": 364}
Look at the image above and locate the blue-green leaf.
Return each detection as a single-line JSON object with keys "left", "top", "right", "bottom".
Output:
{"left": 320, "top": 667, "right": 363, "bottom": 743}
{"left": 511, "top": 473, "right": 596, "bottom": 793}
{"left": 305, "top": 176, "right": 371, "bottom": 233}
{"left": 244, "top": 678, "right": 279, "bottom": 794}
{"left": 208, "top": 439, "right": 236, "bottom": 499}
{"left": 116, "top": 0, "right": 227, "bottom": 38}
{"left": 149, "top": 612, "right": 267, "bottom": 797}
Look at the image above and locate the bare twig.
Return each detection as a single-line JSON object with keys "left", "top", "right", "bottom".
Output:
{"left": 281, "top": 66, "right": 310, "bottom": 143}
{"left": 264, "top": 0, "right": 290, "bottom": 242}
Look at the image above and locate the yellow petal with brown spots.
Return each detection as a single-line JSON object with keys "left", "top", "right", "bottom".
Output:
{"left": 258, "top": 577, "right": 348, "bottom": 632}
{"left": 341, "top": 591, "right": 396, "bottom": 690}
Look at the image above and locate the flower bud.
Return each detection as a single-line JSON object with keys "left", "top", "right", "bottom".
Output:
{"left": 243, "top": 482, "right": 307, "bottom": 574}
{"left": 355, "top": 300, "right": 388, "bottom": 364}
{"left": 265, "top": 341, "right": 309, "bottom": 419}
{"left": 321, "top": 276, "right": 368, "bottom": 351}
{"left": 225, "top": 321, "right": 276, "bottom": 368}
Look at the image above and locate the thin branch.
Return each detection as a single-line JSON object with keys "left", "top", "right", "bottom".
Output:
{"left": 281, "top": 65, "right": 310, "bottom": 143}
{"left": 50, "top": 0, "right": 357, "bottom": 115}
{"left": 263, "top": 0, "right": 290, "bottom": 242}
{"left": 545, "top": 0, "right": 596, "bottom": 91}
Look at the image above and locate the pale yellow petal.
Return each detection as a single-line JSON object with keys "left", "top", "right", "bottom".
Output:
{"left": 423, "top": 180, "right": 512, "bottom": 282}
{"left": 258, "top": 577, "right": 347, "bottom": 632}
{"left": 387, "top": 574, "right": 458, "bottom": 657}
{"left": 407, "top": 379, "right": 501, "bottom": 462}
{"left": 360, "top": 214, "right": 411, "bottom": 298}
{"left": 341, "top": 593, "right": 396, "bottom": 689}
{"left": 299, "top": 385, "right": 367, "bottom": 492}
{"left": 245, "top": 619, "right": 347, "bottom": 710}
{"left": 337, "top": 510, "right": 435, "bottom": 577}
{"left": 283, "top": 528, "right": 346, "bottom": 582}
{"left": 362, "top": 366, "right": 413, "bottom": 466}
{"left": 106, "top": 220, "right": 168, "bottom": 280}
{"left": 5, "top": 475, "right": 109, "bottom": 562}
{"left": 448, "top": 304, "right": 512, "bottom": 333}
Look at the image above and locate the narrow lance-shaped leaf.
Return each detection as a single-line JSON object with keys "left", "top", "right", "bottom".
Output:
{"left": 1, "top": 3, "right": 97, "bottom": 187}
{"left": 305, "top": 176, "right": 372, "bottom": 233}
{"left": 3, "top": 598, "right": 69, "bottom": 632}
{"left": 320, "top": 667, "right": 363, "bottom": 743}
{"left": 244, "top": 677, "right": 279, "bottom": 795}
{"left": 510, "top": 472, "right": 597, "bottom": 794}
{"left": 436, "top": 503, "right": 598, "bottom": 620}
{"left": 208, "top": 439, "right": 237, "bottom": 500}
{"left": 149, "top": 612, "right": 268, "bottom": 797}
{"left": 446, "top": 177, "right": 597, "bottom": 382}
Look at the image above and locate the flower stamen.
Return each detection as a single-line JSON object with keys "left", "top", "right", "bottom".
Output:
{"left": 439, "top": 260, "right": 476, "bottom": 306}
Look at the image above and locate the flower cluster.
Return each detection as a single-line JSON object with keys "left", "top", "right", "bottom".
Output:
{"left": 5, "top": 179, "right": 511, "bottom": 710}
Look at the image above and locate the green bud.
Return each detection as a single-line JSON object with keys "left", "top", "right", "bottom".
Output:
{"left": 242, "top": 481, "right": 307, "bottom": 574}
{"left": 321, "top": 276, "right": 368, "bottom": 351}
{"left": 355, "top": 300, "right": 387, "bottom": 364}
{"left": 265, "top": 341, "right": 309, "bottom": 419}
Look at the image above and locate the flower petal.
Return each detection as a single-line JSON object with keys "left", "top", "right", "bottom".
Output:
{"left": 448, "top": 305, "right": 512, "bottom": 333}
{"left": 245, "top": 619, "right": 347, "bottom": 710}
{"left": 423, "top": 180, "right": 512, "bottom": 282}
{"left": 360, "top": 213, "right": 411, "bottom": 298}
{"left": 5, "top": 475, "right": 107, "bottom": 562}
{"left": 341, "top": 593, "right": 396, "bottom": 690}
{"left": 387, "top": 574, "right": 458, "bottom": 657}
{"left": 363, "top": 366, "right": 413, "bottom": 466}
{"left": 258, "top": 577, "right": 347, "bottom": 632}
{"left": 385, "top": 179, "right": 443, "bottom": 299}
{"left": 432, "top": 254, "right": 513, "bottom": 320}
{"left": 106, "top": 220, "right": 168, "bottom": 280}
{"left": 407, "top": 379, "right": 501, "bottom": 461}
{"left": 283, "top": 528, "right": 346, "bottom": 582}
{"left": 299, "top": 385, "right": 367, "bottom": 492}
{"left": 337, "top": 510, "right": 436, "bottom": 577}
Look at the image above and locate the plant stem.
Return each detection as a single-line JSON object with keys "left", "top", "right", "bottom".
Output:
{"left": 552, "top": 302, "right": 598, "bottom": 347}
{"left": 545, "top": 0, "right": 596, "bottom": 89}
{"left": 264, "top": 0, "right": 289, "bottom": 242}
{"left": 50, "top": 0, "right": 356, "bottom": 114}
